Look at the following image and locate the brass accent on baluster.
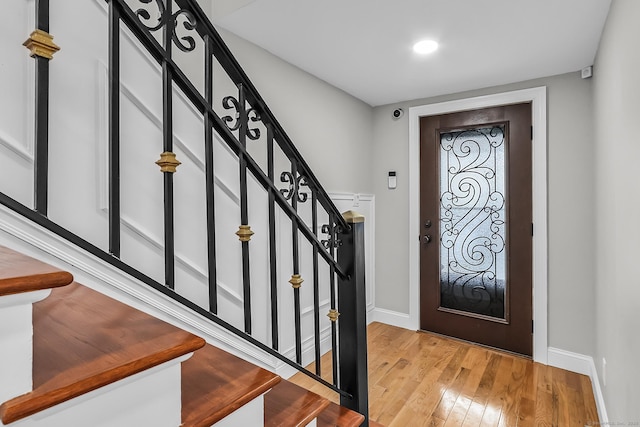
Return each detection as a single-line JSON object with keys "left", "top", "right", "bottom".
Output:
{"left": 327, "top": 309, "right": 340, "bottom": 322}
{"left": 235, "top": 225, "right": 254, "bottom": 242}
{"left": 155, "top": 152, "right": 181, "bottom": 173}
{"left": 289, "top": 274, "right": 303, "bottom": 289}
{"left": 23, "top": 29, "right": 60, "bottom": 60}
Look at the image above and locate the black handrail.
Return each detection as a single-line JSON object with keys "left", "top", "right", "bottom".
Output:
{"left": 3, "top": 0, "right": 369, "bottom": 421}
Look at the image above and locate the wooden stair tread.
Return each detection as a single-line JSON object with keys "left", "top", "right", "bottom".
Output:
{"left": 0, "top": 282, "right": 205, "bottom": 424}
{"left": 0, "top": 246, "right": 73, "bottom": 296}
{"left": 264, "top": 380, "right": 330, "bottom": 427}
{"left": 181, "top": 344, "right": 281, "bottom": 427}
{"left": 317, "top": 401, "right": 365, "bottom": 427}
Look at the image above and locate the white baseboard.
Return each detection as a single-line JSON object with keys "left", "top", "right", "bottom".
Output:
{"left": 548, "top": 347, "right": 608, "bottom": 424}
{"left": 548, "top": 347, "right": 593, "bottom": 376}
{"left": 369, "top": 307, "right": 415, "bottom": 331}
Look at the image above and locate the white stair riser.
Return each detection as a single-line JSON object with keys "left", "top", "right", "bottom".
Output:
{"left": 3, "top": 354, "right": 190, "bottom": 427}
{"left": 0, "top": 290, "right": 50, "bottom": 404}
{"left": 213, "top": 394, "right": 265, "bottom": 427}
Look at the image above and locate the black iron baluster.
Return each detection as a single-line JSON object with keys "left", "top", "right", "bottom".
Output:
{"left": 312, "top": 189, "right": 321, "bottom": 375}
{"left": 32, "top": 0, "right": 51, "bottom": 216}
{"left": 162, "top": 0, "right": 176, "bottom": 289}
{"left": 204, "top": 34, "right": 217, "bottom": 313}
{"left": 238, "top": 83, "right": 252, "bottom": 334}
{"left": 267, "top": 124, "right": 279, "bottom": 350}
{"left": 291, "top": 161, "right": 302, "bottom": 365}
{"left": 328, "top": 215, "right": 339, "bottom": 385}
{"left": 108, "top": 1, "right": 121, "bottom": 257}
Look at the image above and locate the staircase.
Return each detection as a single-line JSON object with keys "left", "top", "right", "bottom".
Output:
{"left": 0, "top": 245, "right": 369, "bottom": 426}
{"left": 1, "top": 0, "right": 374, "bottom": 424}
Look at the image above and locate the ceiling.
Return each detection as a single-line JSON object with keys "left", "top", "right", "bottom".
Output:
{"left": 212, "top": 0, "right": 611, "bottom": 107}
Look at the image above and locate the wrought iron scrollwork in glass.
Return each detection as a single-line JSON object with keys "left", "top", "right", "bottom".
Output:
{"left": 133, "top": 0, "right": 197, "bottom": 52}
{"left": 439, "top": 126, "right": 507, "bottom": 319}
{"left": 280, "top": 172, "right": 309, "bottom": 203}
{"left": 221, "top": 96, "right": 261, "bottom": 140}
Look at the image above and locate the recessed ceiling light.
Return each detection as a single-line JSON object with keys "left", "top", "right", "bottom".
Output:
{"left": 413, "top": 40, "right": 439, "bottom": 55}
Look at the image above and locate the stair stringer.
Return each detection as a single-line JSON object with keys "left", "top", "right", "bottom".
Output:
{"left": 0, "top": 204, "right": 282, "bottom": 375}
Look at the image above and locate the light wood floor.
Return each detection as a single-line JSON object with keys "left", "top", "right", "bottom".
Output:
{"left": 290, "top": 322, "right": 599, "bottom": 427}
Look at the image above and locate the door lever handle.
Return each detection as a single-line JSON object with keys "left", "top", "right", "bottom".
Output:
{"left": 423, "top": 234, "right": 432, "bottom": 244}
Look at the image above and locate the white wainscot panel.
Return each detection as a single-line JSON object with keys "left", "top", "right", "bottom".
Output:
{"left": 46, "top": 0, "right": 111, "bottom": 249}
{"left": 0, "top": 1, "right": 35, "bottom": 207}
{"left": 246, "top": 174, "right": 272, "bottom": 345}
{"left": 330, "top": 193, "right": 376, "bottom": 315}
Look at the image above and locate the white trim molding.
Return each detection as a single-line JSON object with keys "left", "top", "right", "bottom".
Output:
{"left": 548, "top": 348, "right": 608, "bottom": 424}
{"left": 408, "top": 87, "right": 548, "bottom": 363}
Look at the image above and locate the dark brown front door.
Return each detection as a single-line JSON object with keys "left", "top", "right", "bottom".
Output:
{"left": 419, "top": 103, "right": 533, "bottom": 356}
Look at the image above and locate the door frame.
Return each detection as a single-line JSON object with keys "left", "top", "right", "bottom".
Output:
{"left": 408, "top": 87, "right": 548, "bottom": 363}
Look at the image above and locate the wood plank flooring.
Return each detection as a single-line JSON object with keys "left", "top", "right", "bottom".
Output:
{"left": 289, "top": 322, "right": 599, "bottom": 427}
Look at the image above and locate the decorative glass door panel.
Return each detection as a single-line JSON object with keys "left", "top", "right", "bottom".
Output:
{"left": 439, "top": 126, "right": 507, "bottom": 321}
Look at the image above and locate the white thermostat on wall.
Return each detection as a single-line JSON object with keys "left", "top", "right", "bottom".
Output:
{"left": 388, "top": 171, "right": 397, "bottom": 189}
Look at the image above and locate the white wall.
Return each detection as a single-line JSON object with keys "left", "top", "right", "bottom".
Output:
{"left": 213, "top": 28, "right": 374, "bottom": 195}
{"left": 371, "top": 72, "right": 596, "bottom": 356}
{"left": 593, "top": 0, "right": 640, "bottom": 421}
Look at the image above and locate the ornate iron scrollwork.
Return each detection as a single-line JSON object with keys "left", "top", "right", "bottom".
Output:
{"left": 221, "top": 96, "right": 241, "bottom": 131}
{"left": 135, "top": 0, "right": 166, "bottom": 31}
{"left": 439, "top": 126, "right": 507, "bottom": 318}
{"left": 246, "top": 108, "right": 261, "bottom": 140}
{"left": 171, "top": 9, "right": 197, "bottom": 52}
{"left": 321, "top": 224, "right": 342, "bottom": 249}
{"left": 134, "top": 0, "right": 197, "bottom": 52}
{"left": 280, "top": 172, "right": 309, "bottom": 203}
{"left": 221, "top": 95, "right": 261, "bottom": 140}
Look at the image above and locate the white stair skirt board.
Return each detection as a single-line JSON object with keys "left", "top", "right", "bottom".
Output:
{"left": 0, "top": 290, "right": 50, "bottom": 404}
{"left": 3, "top": 354, "right": 190, "bottom": 427}
{"left": 547, "top": 347, "right": 609, "bottom": 425}
{"left": 212, "top": 393, "right": 265, "bottom": 427}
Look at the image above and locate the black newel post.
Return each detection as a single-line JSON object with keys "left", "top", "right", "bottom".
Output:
{"left": 337, "top": 210, "right": 369, "bottom": 425}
